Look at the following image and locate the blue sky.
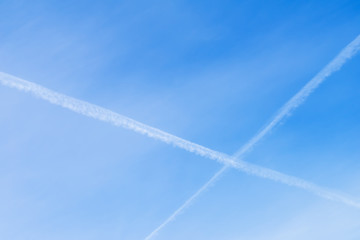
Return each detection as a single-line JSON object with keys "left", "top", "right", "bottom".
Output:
{"left": 1, "top": 0, "right": 360, "bottom": 239}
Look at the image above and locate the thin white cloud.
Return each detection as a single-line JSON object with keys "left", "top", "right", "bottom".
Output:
{"left": 144, "top": 34, "right": 360, "bottom": 239}
{"left": 1, "top": 53, "right": 360, "bottom": 210}
{"left": 1, "top": 35, "right": 360, "bottom": 240}
{"left": 1, "top": 70, "right": 359, "bottom": 212}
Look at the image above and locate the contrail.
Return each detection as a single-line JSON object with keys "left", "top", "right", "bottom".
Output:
{"left": 1, "top": 34, "right": 360, "bottom": 238}
{"left": 1, "top": 71, "right": 359, "bottom": 214}
{"left": 145, "top": 34, "right": 360, "bottom": 239}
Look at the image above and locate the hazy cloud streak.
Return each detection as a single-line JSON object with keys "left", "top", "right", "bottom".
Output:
{"left": 145, "top": 34, "right": 360, "bottom": 239}
{"left": 1, "top": 71, "right": 359, "bottom": 211}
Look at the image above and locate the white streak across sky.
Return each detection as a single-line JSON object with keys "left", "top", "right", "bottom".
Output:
{"left": 0, "top": 70, "right": 358, "bottom": 213}
{"left": 144, "top": 34, "right": 360, "bottom": 239}
{"left": 1, "top": 35, "right": 360, "bottom": 240}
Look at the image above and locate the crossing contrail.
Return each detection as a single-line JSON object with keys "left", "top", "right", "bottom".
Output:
{"left": 144, "top": 34, "right": 360, "bottom": 239}
{"left": 1, "top": 70, "right": 359, "bottom": 215}
{"left": 1, "top": 70, "right": 360, "bottom": 211}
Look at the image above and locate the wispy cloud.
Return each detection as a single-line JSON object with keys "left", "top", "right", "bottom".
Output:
{"left": 1, "top": 38, "right": 360, "bottom": 205}
{"left": 1, "top": 35, "right": 360, "bottom": 240}
{"left": 144, "top": 34, "right": 360, "bottom": 239}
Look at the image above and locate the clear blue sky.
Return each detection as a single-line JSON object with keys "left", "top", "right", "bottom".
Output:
{"left": 1, "top": 0, "right": 360, "bottom": 239}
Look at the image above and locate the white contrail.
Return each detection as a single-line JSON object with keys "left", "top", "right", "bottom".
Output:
{"left": 1, "top": 71, "right": 359, "bottom": 212}
{"left": 1, "top": 34, "right": 360, "bottom": 238}
{"left": 145, "top": 34, "right": 360, "bottom": 239}
{"left": 1, "top": 70, "right": 359, "bottom": 206}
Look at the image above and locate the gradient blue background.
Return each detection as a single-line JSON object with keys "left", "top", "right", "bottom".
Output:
{"left": 1, "top": 0, "right": 360, "bottom": 239}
